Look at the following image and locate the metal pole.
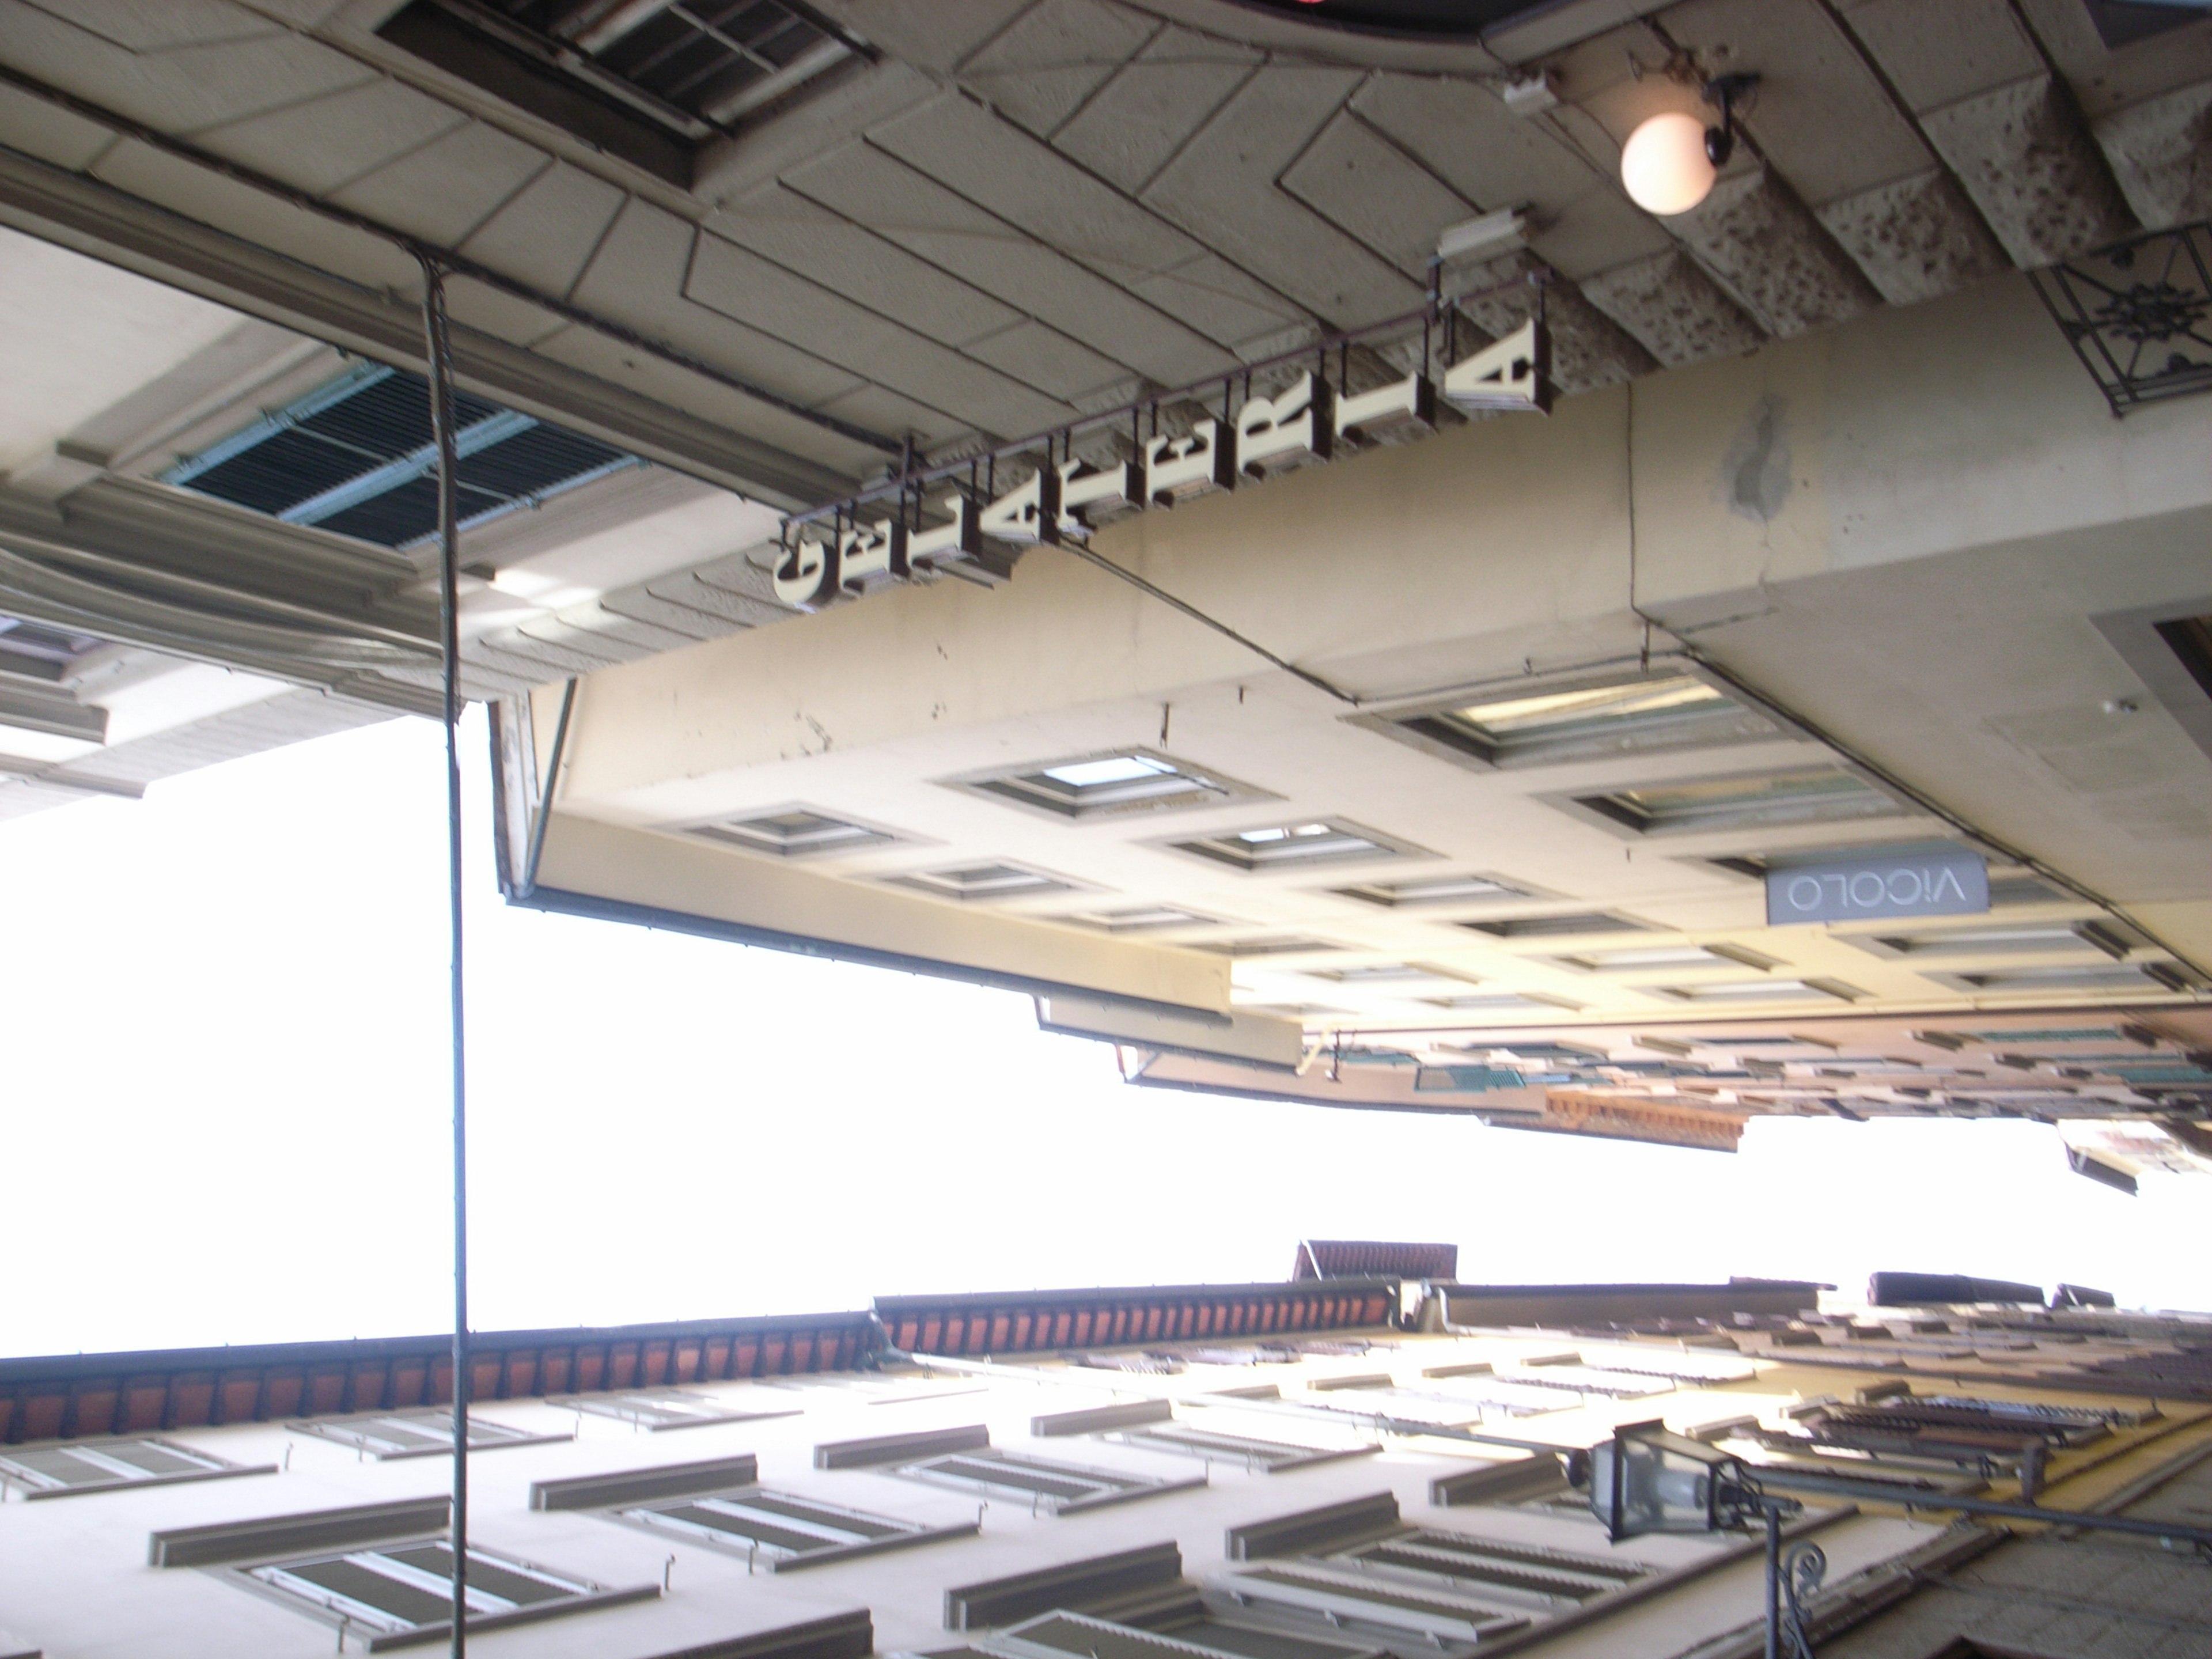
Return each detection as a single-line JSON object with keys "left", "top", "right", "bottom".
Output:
{"left": 417, "top": 257, "right": 469, "bottom": 1659}
{"left": 1763, "top": 1505, "right": 1781, "bottom": 1659}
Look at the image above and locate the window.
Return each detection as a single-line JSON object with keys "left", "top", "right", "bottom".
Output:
{"left": 1002, "top": 1609, "right": 1374, "bottom": 1659}
{"left": 1421, "top": 991, "right": 1583, "bottom": 1013}
{"left": 616, "top": 1486, "right": 961, "bottom": 1567}
{"left": 1654, "top": 978, "right": 1863, "bottom": 1003}
{"left": 1313, "top": 964, "right": 1469, "bottom": 986}
{"left": 892, "top": 1449, "right": 1195, "bottom": 1513}
{"left": 1334, "top": 873, "right": 1533, "bottom": 908}
{"left": 0, "top": 613, "right": 104, "bottom": 683}
{"left": 883, "top": 861, "right": 1078, "bottom": 902}
{"left": 241, "top": 1539, "right": 634, "bottom": 1642}
{"left": 1372, "top": 671, "right": 1778, "bottom": 769}
{"left": 378, "top": 1, "right": 863, "bottom": 186}
{"left": 1217, "top": 1563, "right": 1531, "bottom": 1645}
{"left": 566, "top": 1389, "right": 798, "bottom": 1431}
{"left": 1551, "top": 943, "right": 1772, "bottom": 974}
{"left": 1845, "top": 920, "right": 2137, "bottom": 960}
{"left": 1063, "top": 904, "right": 1223, "bottom": 933}
{"left": 1565, "top": 766, "right": 1901, "bottom": 836}
{"left": 291, "top": 1410, "right": 570, "bottom": 1459}
{"left": 1201, "top": 937, "right": 1347, "bottom": 957}
{"left": 0, "top": 1437, "right": 267, "bottom": 1498}
{"left": 1932, "top": 962, "right": 2195, "bottom": 994}
{"left": 1172, "top": 821, "right": 1429, "bottom": 872}
{"left": 685, "top": 808, "right": 900, "bottom": 858}
{"left": 1460, "top": 913, "right": 1650, "bottom": 940}
{"left": 164, "top": 362, "right": 636, "bottom": 551}
{"left": 956, "top": 751, "right": 1265, "bottom": 820}
{"left": 1108, "top": 1423, "right": 1379, "bottom": 1473}
{"left": 1336, "top": 1530, "right": 1650, "bottom": 1608}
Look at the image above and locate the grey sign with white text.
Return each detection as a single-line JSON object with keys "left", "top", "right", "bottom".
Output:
{"left": 1766, "top": 847, "right": 1990, "bottom": 925}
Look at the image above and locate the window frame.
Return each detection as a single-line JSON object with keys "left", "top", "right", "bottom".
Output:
{"left": 558, "top": 1388, "right": 803, "bottom": 1431}
{"left": 225, "top": 1530, "right": 654, "bottom": 1649}
{"left": 1544, "top": 763, "right": 1911, "bottom": 840}
{"left": 945, "top": 749, "right": 1274, "bottom": 822}
{"left": 1165, "top": 819, "right": 1434, "bottom": 874}
{"left": 890, "top": 1448, "right": 1205, "bottom": 1514}
{"left": 1330, "top": 872, "right": 1544, "bottom": 910}
{"left": 677, "top": 804, "right": 907, "bottom": 860}
{"left": 289, "top": 1408, "right": 573, "bottom": 1460}
{"left": 606, "top": 1482, "right": 976, "bottom": 1570}
{"left": 881, "top": 860, "right": 1090, "bottom": 903}
{"left": 375, "top": 0, "right": 872, "bottom": 187}
{"left": 0, "top": 1435, "right": 273, "bottom": 1499}
{"left": 1346, "top": 664, "right": 1789, "bottom": 773}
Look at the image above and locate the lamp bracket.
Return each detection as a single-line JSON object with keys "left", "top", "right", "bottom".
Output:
{"left": 1700, "top": 71, "right": 1759, "bottom": 168}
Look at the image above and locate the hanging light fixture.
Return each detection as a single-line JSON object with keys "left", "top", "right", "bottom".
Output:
{"left": 1619, "top": 73, "right": 1758, "bottom": 216}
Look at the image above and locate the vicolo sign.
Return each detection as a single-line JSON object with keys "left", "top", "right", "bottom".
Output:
{"left": 772, "top": 318, "right": 1552, "bottom": 609}
{"left": 1764, "top": 846, "right": 1990, "bottom": 926}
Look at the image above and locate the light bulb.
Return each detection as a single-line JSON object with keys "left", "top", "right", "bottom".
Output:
{"left": 1620, "top": 111, "right": 1717, "bottom": 215}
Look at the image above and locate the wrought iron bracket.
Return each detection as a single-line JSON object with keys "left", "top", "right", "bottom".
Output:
{"left": 2031, "top": 220, "right": 2212, "bottom": 415}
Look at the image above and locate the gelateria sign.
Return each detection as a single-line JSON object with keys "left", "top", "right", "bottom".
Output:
{"left": 772, "top": 320, "right": 1550, "bottom": 609}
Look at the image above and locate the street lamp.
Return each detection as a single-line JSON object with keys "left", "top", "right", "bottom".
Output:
{"left": 1575, "top": 1421, "right": 1824, "bottom": 1659}
{"left": 1619, "top": 73, "right": 1759, "bottom": 216}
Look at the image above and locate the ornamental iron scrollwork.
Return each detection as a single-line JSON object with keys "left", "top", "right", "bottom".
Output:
{"left": 1780, "top": 1539, "right": 1827, "bottom": 1659}
{"left": 2032, "top": 221, "right": 2212, "bottom": 415}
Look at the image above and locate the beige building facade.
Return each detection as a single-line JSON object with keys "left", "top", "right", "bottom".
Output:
{"left": 2, "top": 1277, "right": 2209, "bottom": 1659}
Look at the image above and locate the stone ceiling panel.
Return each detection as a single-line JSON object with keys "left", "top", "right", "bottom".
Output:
{"left": 961, "top": 319, "right": 1130, "bottom": 405}
{"left": 328, "top": 118, "right": 552, "bottom": 251}
{"left": 1833, "top": 0, "right": 2046, "bottom": 116}
{"left": 1048, "top": 22, "right": 1261, "bottom": 196}
{"left": 2093, "top": 84, "right": 2212, "bottom": 230}
{"left": 189, "top": 73, "right": 465, "bottom": 198}
{"left": 780, "top": 141, "right": 1230, "bottom": 385}
{"left": 871, "top": 94, "right": 1209, "bottom": 283}
{"left": 683, "top": 231, "right": 1077, "bottom": 438}
{"left": 566, "top": 201, "right": 866, "bottom": 416}
{"left": 1142, "top": 65, "right": 1422, "bottom": 328}
{"left": 1580, "top": 249, "right": 1765, "bottom": 368}
{"left": 455, "top": 160, "right": 628, "bottom": 300}
{"left": 1126, "top": 253, "right": 1308, "bottom": 358}
{"left": 959, "top": 0, "right": 1161, "bottom": 139}
{"left": 1918, "top": 75, "right": 2138, "bottom": 267}
{"left": 1664, "top": 0, "right": 1934, "bottom": 209}
{"left": 1279, "top": 110, "right": 1478, "bottom": 281}
{"left": 1667, "top": 168, "right": 1881, "bottom": 337}
{"left": 1813, "top": 169, "right": 2008, "bottom": 308}
{"left": 3, "top": 0, "right": 367, "bottom": 132}
{"left": 712, "top": 183, "right": 1029, "bottom": 353}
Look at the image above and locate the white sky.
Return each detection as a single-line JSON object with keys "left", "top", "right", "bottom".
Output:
{"left": 2, "top": 709, "right": 2204, "bottom": 1359}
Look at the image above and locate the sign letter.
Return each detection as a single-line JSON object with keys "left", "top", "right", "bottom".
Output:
{"left": 1236, "top": 373, "right": 1333, "bottom": 478}
{"left": 772, "top": 532, "right": 838, "bottom": 609}
{"left": 1143, "top": 419, "right": 1236, "bottom": 506}
{"left": 1442, "top": 319, "right": 1551, "bottom": 414}
{"left": 1335, "top": 373, "right": 1436, "bottom": 446}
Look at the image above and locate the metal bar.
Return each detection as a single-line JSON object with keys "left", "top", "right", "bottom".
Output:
{"left": 1762, "top": 1507, "right": 1780, "bottom": 1659}
{"left": 0, "top": 62, "right": 903, "bottom": 460}
{"left": 520, "top": 678, "right": 578, "bottom": 898}
{"left": 1046, "top": 539, "right": 1358, "bottom": 706}
{"left": 784, "top": 270, "right": 1550, "bottom": 528}
{"left": 416, "top": 258, "right": 471, "bottom": 1659}
{"left": 279, "top": 410, "right": 537, "bottom": 528}
{"left": 1741, "top": 1465, "right": 2212, "bottom": 1548}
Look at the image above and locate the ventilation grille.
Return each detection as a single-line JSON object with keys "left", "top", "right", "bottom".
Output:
{"left": 165, "top": 363, "right": 636, "bottom": 549}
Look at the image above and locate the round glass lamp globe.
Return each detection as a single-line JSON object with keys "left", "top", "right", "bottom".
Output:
{"left": 1620, "top": 111, "right": 1716, "bottom": 215}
